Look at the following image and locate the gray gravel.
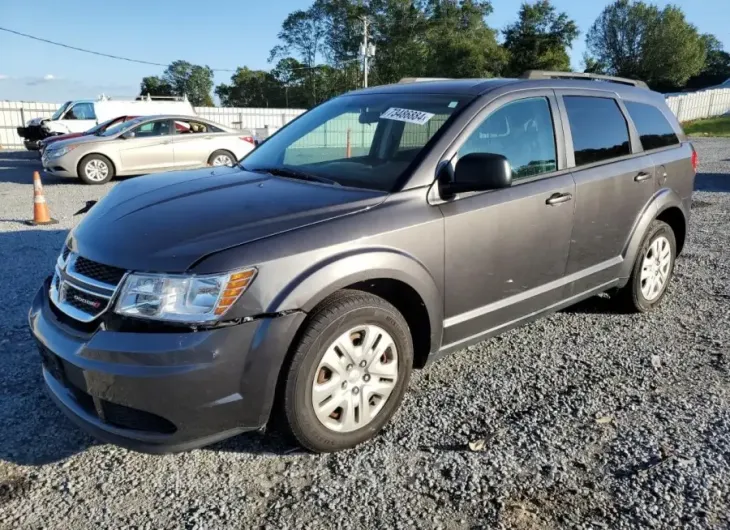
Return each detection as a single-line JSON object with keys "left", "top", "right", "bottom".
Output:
{"left": 1, "top": 140, "right": 729, "bottom": 529}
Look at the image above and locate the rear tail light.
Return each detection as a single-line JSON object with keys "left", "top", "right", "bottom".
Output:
{"left": 690, "top": 146, "right": 698, "bottom": 173}
{"left": 240, "top": 136, "right": 255, "bottom": 145}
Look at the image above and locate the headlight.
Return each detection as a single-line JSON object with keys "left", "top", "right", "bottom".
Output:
{"left": 47, "top": 145, "right": 77, "bottom": 159}
{"left": 115, "top": 269, "right": 256, "bottom": 322}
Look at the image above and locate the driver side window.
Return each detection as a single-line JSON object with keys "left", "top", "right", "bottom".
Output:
{"left": 459, "top": 97, "right": 557, "bottom": 180}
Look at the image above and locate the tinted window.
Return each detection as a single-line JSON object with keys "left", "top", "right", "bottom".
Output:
{"left": 625, "top": 101, "right": 679, "bottom": 150}
{"left": 460, "top": 97, "right": 557, "bottom": 179}
{"left": 132, "top": 120, "right": 171, "bottom": 137}
{"left": 564, "top": 96, "right": 630, "bottom": 166}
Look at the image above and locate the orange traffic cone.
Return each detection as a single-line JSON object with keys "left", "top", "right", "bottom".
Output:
{"left": 26, "top": 171, "right": 58, "bottom": 225}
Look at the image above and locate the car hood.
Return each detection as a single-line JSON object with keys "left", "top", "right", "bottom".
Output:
{"left": 70, "top": 167, "right": 386, "bottom": 273}
{"left": 48, "top": 134, "right": 111, "bottom": 150}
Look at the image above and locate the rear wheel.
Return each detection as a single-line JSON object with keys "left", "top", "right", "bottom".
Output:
{"left": 616, "top": 220, "right": 676, "bottom": 312}
{"left": 207, "top": 150, "right": 236, "bottom": 167}
{"left": 282, "top": 290, "right": 413, "bottom": 453}
{"left": 78, "top": 154, "right": 114, "bottom": 185}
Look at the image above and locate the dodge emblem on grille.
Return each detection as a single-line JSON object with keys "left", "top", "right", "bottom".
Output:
{"left": 73, "top": 294, "right": 102, "bottom": 309}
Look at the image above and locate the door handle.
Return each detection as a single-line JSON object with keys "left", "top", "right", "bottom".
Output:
{"left": 162, "top": 140, "right": 172, "bottom": 145}
{"left": 204, "top": 136, "right": 213, "bottom": 140}
{"left": 546, "top": 192, "right": 572, "bottom": 206}
{"left": 634, "top": 172, "right": 652, "bottom": 182}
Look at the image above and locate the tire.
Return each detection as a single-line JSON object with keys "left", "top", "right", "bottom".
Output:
{"left": 78, "top": 154, "right": 115, "bottom": 185}
{"left": 207, "top": 150, "right": 236, "bottom": 167}
{"left": 282, "top": 290, "right": 413, "bottom": 453}
{"left": 615, "top": 220, "right": 676, "bottom": 313}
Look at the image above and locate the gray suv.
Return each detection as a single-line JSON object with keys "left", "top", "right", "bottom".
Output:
{"left": 29, "top": 71, "right": 696, "bottom": 453}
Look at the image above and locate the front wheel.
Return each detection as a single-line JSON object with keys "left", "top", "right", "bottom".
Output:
{"left": 616, "top": 220, "right": 676, "bottom": 312}
{"left": 282, "top": 290, "right": 413, "bottom": 453}
{"left": 207, "top": 150, "right": 236, "bottom": 167}
{"left": 78, "top": 154, "right": 114, "bottom": 185}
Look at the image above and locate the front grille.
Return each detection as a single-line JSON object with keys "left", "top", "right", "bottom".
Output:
{"left": 63, "top": 284, "right": 108, "bottom": 316}
{"left": 72, "top": 256, "right": 126, "bottom": 286}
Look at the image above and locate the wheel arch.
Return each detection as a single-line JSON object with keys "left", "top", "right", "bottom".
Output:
{"left": 620, "top": 188, "right": 688, "bottom": 279}
{"left": 270, "top": 248, "right": 443, "bottom": 366}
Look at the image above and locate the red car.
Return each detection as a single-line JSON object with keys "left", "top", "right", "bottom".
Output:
{"left": 39, "top": 115, "right": 140, "bottom": 154}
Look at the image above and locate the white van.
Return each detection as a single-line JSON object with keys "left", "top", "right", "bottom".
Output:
{"left": 17, "top": 94, "right": 197, "bottom": 150}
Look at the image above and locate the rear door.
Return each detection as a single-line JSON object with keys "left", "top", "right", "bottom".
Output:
{"left": 171, "top": 119, "right": 221, "bottom": 168}
{"left": 557, "top": 91, "right": 655, "bottom": 296}
{"left": 439, "top": 91, "right": 576, "bottom": 348}
{"left": 117, "top": 118, "right": 175, "bottom": 173}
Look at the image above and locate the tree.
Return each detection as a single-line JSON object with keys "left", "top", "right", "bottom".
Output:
{"left": 160, "top": 60, "right": 215, "bottom": 106}
{"left": 421, "top": 0, "right": 508, "bottom": 79}
{"left": 585, "top": 0, "right": 705, "bottom": 90}
{"left": 216, "top": 67, "right": 285, "bottom": 108}
{"left": 686, "top": 34, "right": 730, "bottom": 89}
{"left": 502, "top": 1, "right": 579, "bottom": 76}
{"left": 139, "top": 76, "right": 173, "bottom": 98}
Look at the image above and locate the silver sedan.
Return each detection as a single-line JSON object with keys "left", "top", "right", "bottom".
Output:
{"left": 41, "top": 115, "right": 256, "bottom": 184}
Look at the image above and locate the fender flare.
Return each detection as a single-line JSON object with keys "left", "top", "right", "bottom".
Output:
{"left": 619, "top": 188, "right": 688, "bottom": 279}
{"left": 269, "top": 247, "right": 444, "bottom": 354}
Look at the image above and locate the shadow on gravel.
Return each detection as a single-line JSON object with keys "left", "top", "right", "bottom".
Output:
{"left": 0, "top": 228, "right": 100, "bottom": 466}
{"left": 695, "top": 172, "right": 730, "bottom": 192}
{"left": 206, "top": 430, "right": 304, "bottom": 456}
{"left": 561, "top": 294, "right": 618, "bottom": 315}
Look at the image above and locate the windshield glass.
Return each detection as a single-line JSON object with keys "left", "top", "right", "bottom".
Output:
{"left": 86, "top": 117, "right": 117, "bottom": 135}
{"left": 100, "top": 117, "right": 145, "bottom": 137}
{"left": 52, "top": 102, "right": 72, "bottom": 120}
{"left": 241, "top": 93, "right": 466, "bottom": 191}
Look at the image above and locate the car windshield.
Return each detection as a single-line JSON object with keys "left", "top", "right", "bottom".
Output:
{"left": 240, "top": 93, "right": 467, "bottom": 192}
{"left": 100, "top": 117, "right": 146, "bottom": 137}
{"left": 86, "top": 117, "right": 117, "bottom": 135}
{"left": 51, "top": 102, "right": 72, "bottom": 120}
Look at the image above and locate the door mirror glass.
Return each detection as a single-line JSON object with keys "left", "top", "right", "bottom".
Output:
{"left": 121, "top": 130, "right": 136, "bottom": 139}
{"left": 442, "top": 152, "right": 512, "bottom": 195}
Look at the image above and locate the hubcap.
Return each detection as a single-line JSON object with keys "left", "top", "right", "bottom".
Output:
{"left": 212, "top": 154, "right": 233, "bottom": 166}
{"left": 640, "top": 235, "right": 672, "bottom": 301}
{"left": 311, "top": 324, "right": 398, "bottom": 433}
{"left": 84, "top": 159, "right": 109, "bottom": 182}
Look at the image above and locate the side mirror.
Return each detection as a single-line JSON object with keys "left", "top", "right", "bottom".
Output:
{"left": 121, "top": 130, "right": 135, "bottom": 139}
{"left": 440, "top": 153, "right": 512, "bottom": 196}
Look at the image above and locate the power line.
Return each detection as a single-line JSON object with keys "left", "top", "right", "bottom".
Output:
{"left": 0, "top": 26, "right": 236, "bottom": 72}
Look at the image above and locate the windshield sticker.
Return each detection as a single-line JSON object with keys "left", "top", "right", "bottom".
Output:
{"left": 380, "top": 107, "right": 435, "bottom": 125}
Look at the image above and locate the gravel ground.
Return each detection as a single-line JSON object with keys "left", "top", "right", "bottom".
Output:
{"left": 1, "top": 140, "right": 729, "bottom": 529}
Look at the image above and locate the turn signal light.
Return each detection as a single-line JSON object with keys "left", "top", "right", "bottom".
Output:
{"left": 214, "top": 269, "right": 257, "bottom": 316}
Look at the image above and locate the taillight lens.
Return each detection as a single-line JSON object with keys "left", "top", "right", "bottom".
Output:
{"left": 691, "top": 147, "right": 698, "bottom": 173}
{"left": 240, "top": 136, "right": 255, "bottom": 145}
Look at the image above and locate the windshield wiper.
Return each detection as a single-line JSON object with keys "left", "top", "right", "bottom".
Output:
{"left": 247, "top": 167, "right": 340, "bottom": 186}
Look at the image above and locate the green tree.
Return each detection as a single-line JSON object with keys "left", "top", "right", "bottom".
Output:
{"left": 502, "top": 1, "right": 579, "bottom": 76}
{"left": 215, "top": 67, "right": 285, "bottom": 108}
{"left": 421, "top": 0, "right": 508, "bottom": 79}
{"left": 586, "top": 0, "right": 705, "bottom": 90}
{"left": 139, "top": 76, "right": 173, "bottom": 98}
{"left": 686, "top": 34, "right": 730, "bottom": 89}
{"left": 160, "top": 60, "right": 215, "bottom": 106}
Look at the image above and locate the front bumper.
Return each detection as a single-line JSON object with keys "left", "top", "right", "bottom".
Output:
{"left": 41, "top": 153, "right": 76, "bottom": 177}
{"left": 28, "top": 279, "right": 305, "bottom": 453}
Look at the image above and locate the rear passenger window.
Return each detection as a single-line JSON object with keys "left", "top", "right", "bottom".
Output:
{"left": 625, "top": 101, "right": 680, "bottom": 151}
{"left": 564, "top": 96, "right": 630, "bottom": 166}
{"left": 459, "top": 97, "right": 557, "bottom": 179}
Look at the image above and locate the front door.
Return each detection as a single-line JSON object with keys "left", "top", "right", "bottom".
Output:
{"left": 557, "top": 92, "right": 656, "bottom": 296}
{"left": 60, "top": 102, "right": 97, "bottom": 133}
{"left": 439, "top": 92, "right": 575, "bottom": 349}
{"left": 118, "top": 119, "right": 174, "bottom": 173}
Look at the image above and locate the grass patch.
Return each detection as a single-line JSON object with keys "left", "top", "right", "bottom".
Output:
{"left": 683, "top": 115, "right": 730, "bottom": 137}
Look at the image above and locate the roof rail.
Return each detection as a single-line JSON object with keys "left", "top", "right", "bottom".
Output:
{"left": 520, "top": 70, "right": 649, "bottom": 89}
{"left": 136, "top": 94, "right": 189, "bottom": 102}
{"left": 398, "top": 77, "right": 452, "bottom": 84}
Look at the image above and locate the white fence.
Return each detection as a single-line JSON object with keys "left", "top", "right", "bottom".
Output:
{"left": 2, "top": 87, "right": 730, "bottom": 150}
{"left": 666, "top": 88, "right": 730, "bottom": 122}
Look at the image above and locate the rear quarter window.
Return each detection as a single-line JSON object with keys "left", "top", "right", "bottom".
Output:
{"left": 564, "top": 96, "right": 631, "bottom": 167}
{"left": 624, "top": 101, "right": 680, "bottom": 151}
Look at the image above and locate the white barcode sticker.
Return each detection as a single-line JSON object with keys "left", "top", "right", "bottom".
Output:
{"left": 380, "top": 107, "right": 435, "bottom": 125}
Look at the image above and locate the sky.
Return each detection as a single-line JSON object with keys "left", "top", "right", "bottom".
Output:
{"left": 0, "top": 0, "right": 727, "bottom": 104}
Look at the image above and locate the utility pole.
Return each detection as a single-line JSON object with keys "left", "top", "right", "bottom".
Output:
{"left": 360, "top": 17, "right": 376, "bottom": 88}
